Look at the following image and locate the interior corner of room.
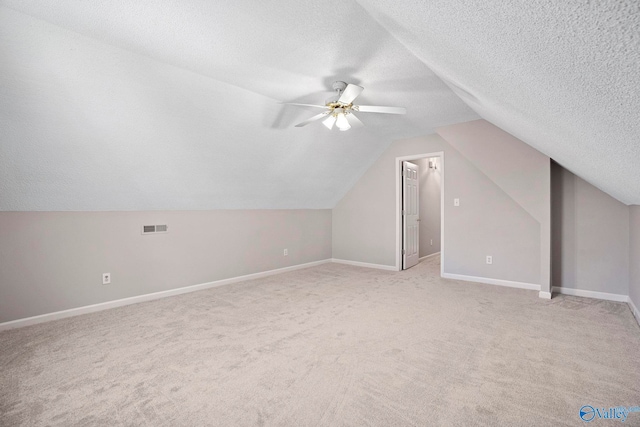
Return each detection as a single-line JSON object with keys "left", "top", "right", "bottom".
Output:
{"left": 2, "top": 120, "right": 638, "bottom": 328}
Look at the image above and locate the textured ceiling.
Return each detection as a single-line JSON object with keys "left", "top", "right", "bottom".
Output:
{"left": 358, "top": 0, "right": 640, "bottom": 205}
{"left": 0, "top": 1, "right": 638, "bottom": 210}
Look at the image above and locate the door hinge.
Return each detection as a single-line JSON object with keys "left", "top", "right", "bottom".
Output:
{"left": 401, "top": 210, "right": 405, "bottom": 215}
{"left": 402, "top": 249, "right": 406, "bottom": 255}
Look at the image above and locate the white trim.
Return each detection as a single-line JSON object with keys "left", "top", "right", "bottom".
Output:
{"left": 0, "top": 259, "right": 332, "bottom": 331}
{"left": 539, "top": 291, "right": 552, "bottom": 300}
{"left": 628, "top": 297, "right": 640, "bottom": 327}
{"left": 552, "top": 286, "right": 629, "bottom": 302}
{"left": 331, "top": 258, "right": 397, "bottom": 271}
{"left": 419, "top": 252, "right": 441, "bottom": 261}
{"left": 395, "top": 151, "right": 445, "bottom": 273}
{"left": 442, "top": 272, "right": 540, "bottom": 291}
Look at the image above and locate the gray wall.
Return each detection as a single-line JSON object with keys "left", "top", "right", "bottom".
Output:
{"left": 551, "top": 162, "right": 629, "bottom": 295}
{"left": 332, "top": 128, "right": 545, "bottom": 286}
{"left": 415, "top": 158, "right": 441, "bottom": 258}
{"left": 442, "top": 139, "right": 541, "bottom": 283}
{"left": 437, "top": 119, "right": 551, "bottom": 292}
{"left": 332, "top": 135, "right": 447, "bottom": 267}
{"left": 0, "top": 210, "right": 331, "bottom": 323}
{"left": 629, "top": 206, "right": 640, "bottom": 308}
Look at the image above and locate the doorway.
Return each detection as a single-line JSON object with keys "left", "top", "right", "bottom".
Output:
{"left": 402, "top": 161, "right": 420, "bottom": 269}
{"left": 396, "top": 152, "right": 444, "bottom": 273}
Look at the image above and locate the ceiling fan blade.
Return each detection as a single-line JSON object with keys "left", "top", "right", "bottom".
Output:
{"left": 322, "top": 114, "right": 336, "bottom": 130}
{"left": 346, "top": 113, "right": 364, "bottom": 129}
{"left": 282, "top": 103, "right": 328, "bottom": 109}
{"left": 294, "top": 111, "right": 331, "bottom": 127}
{"left": 338, "top": 84, "right": 364, "bottom": 104}
{"left": 355, "top": 105, "right": 406, "bottom": 114}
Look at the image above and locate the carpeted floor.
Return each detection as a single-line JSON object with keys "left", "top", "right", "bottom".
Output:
{"left": 1, "top": 255, "right": 639, "bottom": 426}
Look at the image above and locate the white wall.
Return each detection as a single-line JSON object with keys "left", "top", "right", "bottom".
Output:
{"left": 332, "top": 124, "right": 548, "bottom": 288}
{"left": 628, "top": 206, "right": 640, "bottom": 318}
{"left": 332, "top": 135, "right": 446, "bottom": 267}
{"left": 415, "top": 158, "right": 441, "bottom": 258}
{"left": 551, "top": 162, "right": 629, "bottom": 296}
{"left": 0, "top": 210, "right": 331, "bottom": 323}
{"left": 437, "top": 120, "right": 551, "bottom": 294}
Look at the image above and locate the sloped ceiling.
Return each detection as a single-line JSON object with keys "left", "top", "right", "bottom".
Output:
{"left": 0, "top": 1, "right": 637, "bottom": 210}
{"left": 0, "top": 1, "right": 477, "bottom": 210}
{"left": 358, "top": 0, "right": 640, "bottom": 205}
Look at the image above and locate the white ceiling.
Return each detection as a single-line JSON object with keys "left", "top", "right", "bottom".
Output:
{"left": 0, "top": 0, "right": 637, "bottom": 210}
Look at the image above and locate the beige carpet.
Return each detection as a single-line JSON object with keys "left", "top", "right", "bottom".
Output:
{"left": 1, "top": 255, "right": 639, "bottom": 426}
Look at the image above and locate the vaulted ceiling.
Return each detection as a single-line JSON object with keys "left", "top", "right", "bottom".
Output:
{"left": 0, "top": 0, "right": 637, "bottom": 210}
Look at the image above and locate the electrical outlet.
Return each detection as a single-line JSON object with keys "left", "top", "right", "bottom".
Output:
{"left": 486, "top": 256, "right": 493, "bottom": 265}
{"left": 102, "top": 273, "right": 111, "bottom": 285}
{"left": 430, "top": 239, "right": 433, "bottom": 246}
{"left": 454, "top": 198, "right": 460, "bottom": 207}
{"left": 283, "top": 249, "right": 288, "bottom": 256}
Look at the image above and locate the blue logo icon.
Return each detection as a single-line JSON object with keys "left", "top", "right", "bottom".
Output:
{"left": 580, "top": 405, "right": 596, "bottom": 422}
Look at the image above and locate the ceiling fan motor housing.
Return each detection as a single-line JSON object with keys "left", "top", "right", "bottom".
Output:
{"left": 332, "top": 81, "right": 347, "bottom": 92}
{"left": 326, "top": 81, "right": 347, "bottom": 106}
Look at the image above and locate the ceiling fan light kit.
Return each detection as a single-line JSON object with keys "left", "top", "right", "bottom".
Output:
{"left": 322, "top": 114, "right": 337, "bottom": 130}
{"left": 288, "top": 81, "right": 406, "bottom": 131}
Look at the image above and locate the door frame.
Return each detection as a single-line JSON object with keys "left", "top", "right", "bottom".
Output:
{"left": 395, "top": 151, "right": 445, "bottom": 274}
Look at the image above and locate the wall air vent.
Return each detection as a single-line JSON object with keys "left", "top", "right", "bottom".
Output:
{"left": 141, "top": 224, "right": 169, "bottom": 235}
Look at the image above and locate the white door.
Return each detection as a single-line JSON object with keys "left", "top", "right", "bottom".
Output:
{"left": 403, "top": 161, "right": 420, "bottom": 269}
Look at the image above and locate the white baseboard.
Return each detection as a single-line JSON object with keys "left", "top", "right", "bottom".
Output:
{"left": 331, "top": 258, "right": 398, "bottom": 271}
{"left": 442, "top": 272, "right": 540, "bottom": 291}
{"left": 629, "top": 297, "right": 640, "bottom": 327}
{"left": 419, "top": 252, "right": 441, "bottom": 261}
{"left": 0, "top": 259, "right": 332, "bottom": 331}
{"left": 538, "top": 291, "right": 552, "bottom": 300}
{"left": 552, "top": 286, "right": 629, "bottom": 303}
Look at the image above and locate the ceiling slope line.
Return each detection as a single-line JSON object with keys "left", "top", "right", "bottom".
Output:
{"left": 450, "top": 143, "right": 542, "bottom": 226}
{"left": 436, "top": 120, "right": 544, "bottom": 224}
{"left": 353, "top": 0, "right": 460, "bottom": 94}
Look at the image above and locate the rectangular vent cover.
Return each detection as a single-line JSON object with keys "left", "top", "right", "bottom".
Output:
{"left": 141, "top": 224, "right": 169, "bottom": 234}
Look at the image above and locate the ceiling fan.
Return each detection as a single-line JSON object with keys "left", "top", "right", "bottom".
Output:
{"left": 285, "top": 81, "right": 406, "bottom": 131}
